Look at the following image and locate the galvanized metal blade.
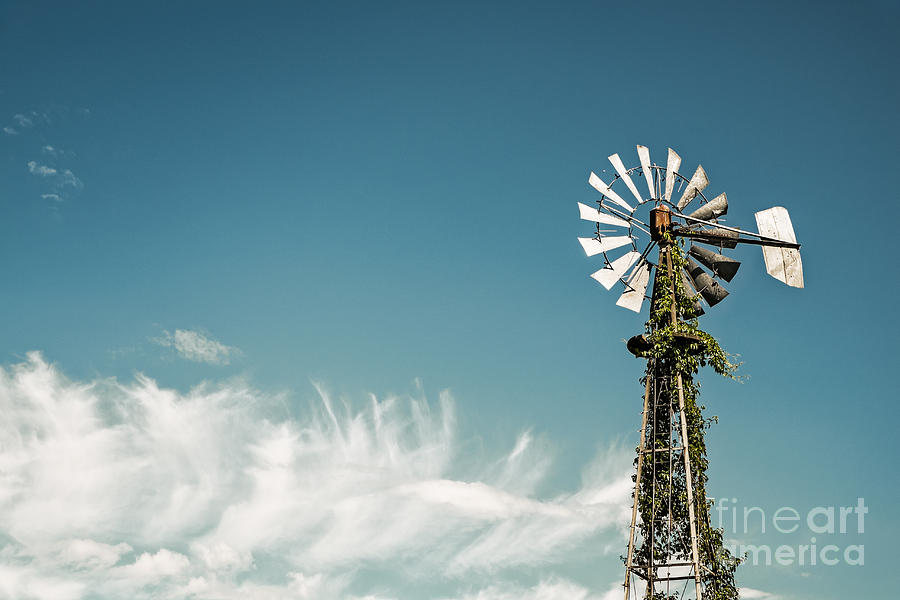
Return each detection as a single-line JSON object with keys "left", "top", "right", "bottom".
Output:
{"left": 680, "top": 270, "right": 705, "bottom": 316}
{"left": 591, "top": 250, "right": 641, "bottom": 290}
{"left": 636, "top": 145, "right": 655, "bottom": 199}
{"left": 754, "top": 207, "right": 804, "bottom": 288}
{"left": 676, "top": 165, "right": 709, "bottom": 210}
{"left": 616, "top": 259, "right": 652, "bottom": 312}
{"left": 578, "top": 235, "right": 634, "bottom": 257}
{"left": 693, "top": 227, "right": 739, "bottom": 249}
{"left": 577, "top": 202, "right": 630, "bottom": 227}
{"left": 664, "top": 148, "right": 681, "bottom": 202}
{"left": 608, "top": 153, "right": 644, "bottom": 205}
{"left": 686, "top": 193, "right": 728, "bottom": 222}
{"left": 589, "top": 172, "right": 634, "bottom": 213}
{"left": 684, "top": 256, "right": 729, "bottom": 306}
{"left": 689, "top": 244, "right": 741, "bottom": 282}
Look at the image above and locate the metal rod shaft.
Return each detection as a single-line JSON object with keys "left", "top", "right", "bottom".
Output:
{"left": 674, "top": 229, "right": 800, "bottom": 249}
{"left": 673, "top": 214, "right": 801, "bottom": 249}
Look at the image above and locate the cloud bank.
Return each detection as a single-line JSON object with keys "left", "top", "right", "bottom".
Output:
{"left": 0, "top": 353, "right": 632, "bottom": 599}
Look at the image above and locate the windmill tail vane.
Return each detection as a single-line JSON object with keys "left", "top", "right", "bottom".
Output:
{"left": 575, "top": 146, "right": 804, "bottom": 600}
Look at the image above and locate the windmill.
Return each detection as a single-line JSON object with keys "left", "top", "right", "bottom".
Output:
{"left": 576, "top": 146, "right": 803, "bottom": 600}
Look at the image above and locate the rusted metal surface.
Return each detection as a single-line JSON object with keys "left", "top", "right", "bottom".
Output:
{"left": 649, "top": 207, "right": 671, "bottom": 241}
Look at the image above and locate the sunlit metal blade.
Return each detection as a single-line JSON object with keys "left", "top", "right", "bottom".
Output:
{"left": 590, "top": 250, "right": 641, "bottom": 290}
{"left": 676, "top": 165, "right": 709, "bottom": 210}
{"left": 608, "top": 153, "right": 644, "bottom": 205}
{"left": 684, "top": 256, "right": 729, "bottom": 306}
{"left": 755, "top": 207, "right": 804, "bottom": 288}
{"left": 689, "top": 244, "right": 740, "bottom": 282}
{"left": 616, "top": 259, "right": 652, "bottom": 312}
{"left": 664, "top": 148, "right": 681, "bottom": 202}
{"left": 686, "top": 193, "right": 728, "bottom": 221}
{"left": 578, "top": 236, "right": 633, "bottom": 257}
{"left": 680, "top": 271, "right": 705, "bottom": 316}
{"left": 636, "top": 145, "right": 655, "bottom": 199}
{"left": 589, "top": 172, "right": 634, "bottom": 213}
{"left": 577, "top": 202, "right": 630, "bottom": 228}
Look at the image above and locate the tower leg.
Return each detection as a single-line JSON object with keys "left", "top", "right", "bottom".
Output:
{"left": 624, "top": 375, "right": 652, "bottom": 600}
{"left": 677, "top": 372, "right": 703, "bottom": 600}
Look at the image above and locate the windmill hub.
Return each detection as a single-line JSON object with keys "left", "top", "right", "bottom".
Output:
{"left": 649, "top": 206, "right": 672, "bottom": 242}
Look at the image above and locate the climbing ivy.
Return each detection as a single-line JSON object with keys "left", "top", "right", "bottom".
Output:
{"left": 628, "top": 239, "right": 742, "bottom": 600}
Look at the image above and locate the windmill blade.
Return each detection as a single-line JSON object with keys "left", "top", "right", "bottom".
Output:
{"left": 664, "top": 148, "right": 681, "bottom": 202}
{"left": 692, "top": 227, "right": 739, "bottom": 249}
{"left": 591, "top": 250, "right": 641, "bottom": 290}
{"left": 676, "top": 165, "right": 709, "bottom": 210}
{"left": 684, "top": 256, "right": 729, "bottom": 306}
{"left": 686, "top": 193, "right": 728, "bottom": 222}
{"left": 577, "top": 202, "right": 630, "bottom": 228}
{"left": 616, "top": 259, "right": 652, "bottom": 312}
{"left": 608, "top": 153, "right": 644, "bottom": 205}
{"left": 689, "top": 244, "right": 741, "bottom": 282}
{"left": 636, "top": 145, "right": 655, "bottom": 199}
{"left": 755, "top": 207, "right": 804, "bottom": 288}
{"left": 589, "top": 172, "right": 634, "bottom": 213}
{"left": 680, "top": 271, "right": 705, "bottom": 316}
{"left": 578, "top": 236, "right": 634, "bottom": 257}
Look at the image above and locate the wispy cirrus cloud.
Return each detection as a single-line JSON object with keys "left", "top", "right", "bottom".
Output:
{"left": 0, "top": 352, "right": 633, "bottom": 599}
{"left": 27, "top": 160, "right": 83, "bottom": 189}
{"left": 4, "top": 109, "right": 84, "bottom": 206}
{"left": 740, "top": 588, "right": 779, "bottom": 599}
{"left": 3, "top": 110, "right": 48, "bottom": 135}
{"left": 153, "top": 328, "right": 240, "bottom": 365}
{"left": 27, "top": 160, "right": 57, "bottom": 177}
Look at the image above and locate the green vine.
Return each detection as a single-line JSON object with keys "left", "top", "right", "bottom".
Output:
{"left": 627, "top": 240, "right": 742, "bottom": 600}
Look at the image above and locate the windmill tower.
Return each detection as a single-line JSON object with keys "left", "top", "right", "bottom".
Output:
{"left": 576, "top": 146, "right": 803, "bottom": 600}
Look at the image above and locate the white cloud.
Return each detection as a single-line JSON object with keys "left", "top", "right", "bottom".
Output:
{"left": 443, "top": 578, "right": 608, "bottom": 600}
{"left": 740, "top": 588, "right": 777, "bottom": 599}
{"left": 27, "top": 160, "right": 57, "bottom": 177}
{"left": 2, "top": 126, "right": 16, "bottom": 135}
{"left": 0, "top": 353, "right": 632, "bottom": 599}
{"left": 55, "top": 540, "right": 132, "bottom": 571}
{"left": 41, "top": 193, "right": 63, "bottom": 202}
{"left": 114, "top": 549, "right": 190, "bottom": 580}
{"left": 59, "top": 169, "right": 83, "bottom": 189}
{"left": 153, "top": 328, "right": 239, "bottom": 365}
{"left": 13, "top": 113, "right": 34, "bottom": 128}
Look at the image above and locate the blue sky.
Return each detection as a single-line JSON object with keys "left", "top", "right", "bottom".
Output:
{"left": 0, "top": 1, "right": 898, "bottom": 598}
